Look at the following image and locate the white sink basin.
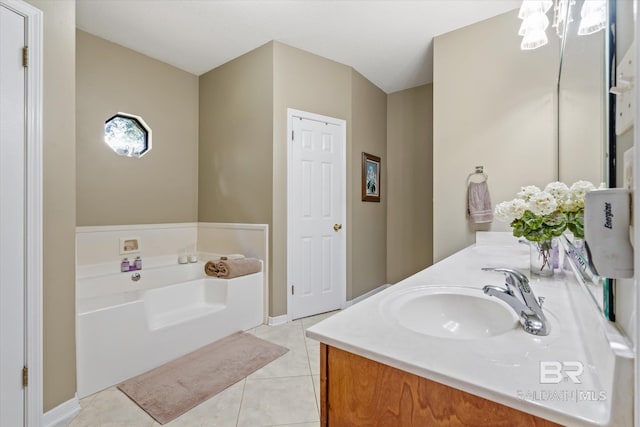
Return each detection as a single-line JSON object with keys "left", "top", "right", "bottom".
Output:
{"left": 380, "top": 286, "right": 519, "bottom": 339}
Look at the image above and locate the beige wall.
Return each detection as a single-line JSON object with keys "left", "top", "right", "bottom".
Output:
{"left": 199, "top": 41, "right": 389, "bottom": 316}
{"left": 198, "top": 42, "right": 274, "bottom": 313}
{"left": 387, "top": 84, "right": 433, "bottom": 283}
{"left": 73, "top": 32, "right": 394, "bottom": 322}
{"left": 25, "top": 0, "right": 77, "bottom": 411}
{"left": 350, "top": 70, "right": 388, "bottom": 299}
{"left": 198, "top": 42, "right": 273, "bottom": 225}
{"left": 272, "top": 42, "right": 352, "bottom": 315}
{"left": 433, "top": 10, "right": 560, "bottom": 261}
{"left": 76, "top": 30, "right": 199, "bottom": 226}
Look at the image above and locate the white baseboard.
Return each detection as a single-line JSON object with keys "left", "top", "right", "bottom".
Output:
{"left": 43, "top": 394, "right": 81, "bottom": 427}
{"left": 268, "top": 314, "right": 288, "bottom": 326}
{"left": 343, "top": 284, "right": 391, "bottom": 308}
{"left": 271, "top": 284, "right": 391, "bottom": 324}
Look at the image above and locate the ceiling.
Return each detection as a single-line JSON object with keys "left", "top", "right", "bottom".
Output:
{"left": 76, "top": 0, "right": 520, "bottom": 94}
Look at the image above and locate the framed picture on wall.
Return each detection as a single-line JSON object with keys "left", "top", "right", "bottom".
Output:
{"left": 362, "top": 152, "right": 381, "bottom": 202}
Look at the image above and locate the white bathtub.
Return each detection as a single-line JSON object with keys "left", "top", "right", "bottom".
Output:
{"left": 76, "top": 262, "right": 264, "bottom": 398}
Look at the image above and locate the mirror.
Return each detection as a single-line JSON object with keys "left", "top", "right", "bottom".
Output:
{"left": 557, "top": 0, "right": 614, "bottom": 319}
{"left": 558, "top": 0, "right": 607, "bottom": 186}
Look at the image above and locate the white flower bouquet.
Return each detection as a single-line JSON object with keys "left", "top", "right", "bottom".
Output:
{"left": 495, "top": 181, "right": 597, "bottom": 273}
{"left": 495, "top": 180, "right": 596, "bottom": 242}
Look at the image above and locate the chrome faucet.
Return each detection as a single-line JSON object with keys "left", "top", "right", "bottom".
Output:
{"left": 482, "top": 267, "right": 550, "bottom": 336}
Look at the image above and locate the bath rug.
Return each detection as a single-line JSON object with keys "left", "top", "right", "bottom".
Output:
{"left": 117, "top": 331, "right": 288, "bottom": 424}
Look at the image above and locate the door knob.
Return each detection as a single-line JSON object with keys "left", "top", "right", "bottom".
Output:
{"left": 333, "top": 224, "right": 342, "bottom": 232}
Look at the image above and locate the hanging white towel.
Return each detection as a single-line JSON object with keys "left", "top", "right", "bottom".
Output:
{"left": 467, "top": 181, "right": 493, "bottom": 223}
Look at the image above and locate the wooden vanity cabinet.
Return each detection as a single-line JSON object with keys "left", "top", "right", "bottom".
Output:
{"left": 320, "top": 344, "right": 562, "bottom": 427}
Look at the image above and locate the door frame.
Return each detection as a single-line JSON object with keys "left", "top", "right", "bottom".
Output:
{"left": 0, "top": 1, "right": 43, "bottom": 425}
{"left": 286, "top": 108, "right": 346, "bottom": 321}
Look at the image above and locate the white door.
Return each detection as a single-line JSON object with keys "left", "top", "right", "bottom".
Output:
{"left": 288, "top": 110, "right": 346, "bottom": 320}
{"left": 0, "top": 3, "right": 27, "bottom": 426}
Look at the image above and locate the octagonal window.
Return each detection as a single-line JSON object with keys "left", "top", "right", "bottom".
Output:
{"left": 104, "top": 113, "right": 152, "bottom": 158}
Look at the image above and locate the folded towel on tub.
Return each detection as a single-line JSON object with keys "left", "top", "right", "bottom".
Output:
{"left": 204, "top": 261, "right": 219, "bottom": 276}
{"left": 216, "top": 258, "right": 261, "bottom": 279}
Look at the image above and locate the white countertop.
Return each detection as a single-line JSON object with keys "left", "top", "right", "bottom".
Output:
{"left": 306, "top": 233, "right": 634, "bottom": 426}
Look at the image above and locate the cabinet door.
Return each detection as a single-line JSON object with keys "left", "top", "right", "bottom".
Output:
{"left": 321, "top": 344, "right": 562, "bottom": 427}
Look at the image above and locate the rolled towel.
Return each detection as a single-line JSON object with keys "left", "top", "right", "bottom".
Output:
{"left": 216, "top": 258, "right": 261, "bottom": 279}
{"left": 204, "top": 261, "right": 219, "bottom": 277}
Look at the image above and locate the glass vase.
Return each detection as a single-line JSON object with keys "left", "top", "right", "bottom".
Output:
{"left": 529, "top": 239, "right": 557, "bottom": 277}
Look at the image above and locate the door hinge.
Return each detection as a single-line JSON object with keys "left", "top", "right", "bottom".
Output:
{"left": 22, "top": 366, "right": 28, "bottom": 388}
{"left": 22, "top": 46, "right": 28, "bottom": 68}
{"left": 291, "top": 285, "right": 295, "bottom": 295}
{"left": 291, "top": 130, "right": 294, "bottom": 140}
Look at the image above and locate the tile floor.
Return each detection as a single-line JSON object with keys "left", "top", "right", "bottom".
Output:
{"left": 68, "top": 311, "right": 337, "bottom": 427}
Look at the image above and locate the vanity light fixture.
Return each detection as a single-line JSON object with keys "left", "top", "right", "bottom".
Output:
{"left": 518, "top": 0, "right": 552, "bottom": 50}
{"left": 518, "top": 0, "right": 605, "bottom": 50}
{"left": 551, "top": 0, "right": 575, "bottom": 38}
{"left": 577, "top": 0, "right": 606, "bottom": 35}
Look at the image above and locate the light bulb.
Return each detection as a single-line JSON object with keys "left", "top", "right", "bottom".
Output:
{"left": 521, "top": 29, "right": 549, "bottom": 50}
{"left": 519, "top": 12, "right": 550, "bottom": 36}
{"left": 518, "top": 0, "right": 553, "bottom": 19}
{"left": 578, "top": 0, "right": 606, "bottom": 35}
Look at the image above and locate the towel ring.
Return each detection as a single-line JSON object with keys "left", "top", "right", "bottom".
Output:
{"left": 467, "top": 166, "right": 488, "bottom": 184}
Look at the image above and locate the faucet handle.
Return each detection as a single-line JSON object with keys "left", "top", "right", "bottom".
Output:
{"left": 482, "top": 267, "right": 533, "bottom": 298}
{"left": 482, "top": 267, "right": 529, "bottom": 286}
{"left": 483, "top": 268, "right": 549, "bottom": 336}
